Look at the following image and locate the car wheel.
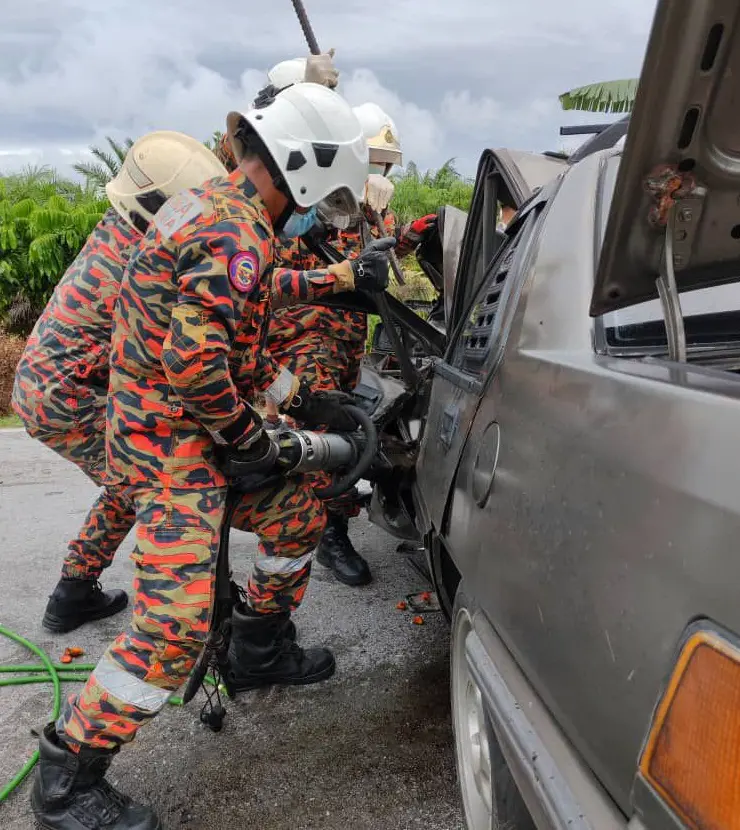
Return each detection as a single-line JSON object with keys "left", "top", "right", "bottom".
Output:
{"left": 451, "top": 588, "right": 536, "bottom": 830}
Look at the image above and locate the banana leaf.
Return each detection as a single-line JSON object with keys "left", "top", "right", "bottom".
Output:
{"left": 559, "top": 79, "right": 638, "bottom": 114}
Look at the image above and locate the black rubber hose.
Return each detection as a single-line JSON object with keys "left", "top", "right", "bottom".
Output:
{"left": 314, "top": 405, "right": 377, "bottom": 500}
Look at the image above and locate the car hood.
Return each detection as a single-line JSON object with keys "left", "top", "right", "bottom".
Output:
{"left": 591, "top": 0, "right": 740, "bottom": 317}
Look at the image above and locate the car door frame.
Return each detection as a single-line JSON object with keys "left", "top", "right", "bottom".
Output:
{"left": 417, "top": 185, "right": 553, "bottom": 561}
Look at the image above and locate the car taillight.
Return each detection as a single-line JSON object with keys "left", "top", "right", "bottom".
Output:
{"left": 638, "top": 628, "right": 740, "bottom": 829}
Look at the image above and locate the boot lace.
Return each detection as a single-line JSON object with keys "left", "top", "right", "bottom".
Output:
{"left": 70, "top": 777, "right": 127, "bottom": 828}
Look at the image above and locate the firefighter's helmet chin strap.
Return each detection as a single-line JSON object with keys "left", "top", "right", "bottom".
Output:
{"left": 272, "top": 199, "right": 296, "bottom": 234}
{"left": 235, "top": 121, "right": 296, "bottom": 232}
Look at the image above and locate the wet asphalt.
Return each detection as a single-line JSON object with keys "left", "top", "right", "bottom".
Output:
{"left": 0, "top": 430, "right": 463, "bottom": 829}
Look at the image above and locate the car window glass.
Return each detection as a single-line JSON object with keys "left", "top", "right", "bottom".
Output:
{"left": 602, "top": 282, "right": 740, "bottom": 350}
{"left": 452, "top": 165, "right": 508, "bottom": 325}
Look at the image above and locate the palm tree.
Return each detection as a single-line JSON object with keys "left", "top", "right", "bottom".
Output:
{"left": 73, "top": 136, "right": 134, "bottom": 195}
{"left": 203, "top": 130, "right": 225, "bottom": 151}
{"left": 559, "top": 79, "right": 639, "bottom": 114}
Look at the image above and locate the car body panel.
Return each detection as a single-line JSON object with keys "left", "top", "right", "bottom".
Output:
{"left": 466, "top": 597, "right": 626, "bottom": 830}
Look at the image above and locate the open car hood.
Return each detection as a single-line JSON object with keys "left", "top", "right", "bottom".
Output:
{"left": 592, "top": 0, "right": 740, "bottom": 317}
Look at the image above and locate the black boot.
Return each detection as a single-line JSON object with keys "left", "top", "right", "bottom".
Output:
{"left": 226, "top": 604, "right": 335, "bottom": 692}
{"left": 31, "top": 723, "right": 160, "bottom": 830}
{"left": 316, "top": 514, "right": 372, "bottom": 586}
{"left": 230, "top": 581, "right": 296, "bottom": 640}
{"left": 42, "top": 578, "right": 128, "bottom": 633}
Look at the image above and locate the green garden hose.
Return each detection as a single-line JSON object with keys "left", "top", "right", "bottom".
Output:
{"left": 0, "top": 624, "right": 218, "bottom": 803}
{"left": 0, "top": 623, "right": 61, "bottom": 803}
{"left": 0, "top": 663, "right": 96, "bottom": 673}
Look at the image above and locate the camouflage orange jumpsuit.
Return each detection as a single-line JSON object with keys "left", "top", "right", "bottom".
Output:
{"left": 12, "top": 207, "right": 345, "bottom": 587}
{"left": 270, "top": 209, "right": 412, "bottom": 515}
{"left": 12, "top": 209, "right": 141, "bottom": 579}
{"left": 57, "top": 170, "right": 347, "bottom": 750}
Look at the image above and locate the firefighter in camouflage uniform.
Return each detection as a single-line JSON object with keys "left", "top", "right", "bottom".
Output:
{"left": 13, "top": 53, "right": 344, "bottom": 639}
{"left": 31, "top": 84, "right": 395, "bottom": 830}
{"left": 12, "top": 131, "right": 229, "bottom": 633}
{"left": 268, "top": 101, "right": 438, "bottom": 586}
{"left": 217, "top": 61, "right": 437, "bottom": 586}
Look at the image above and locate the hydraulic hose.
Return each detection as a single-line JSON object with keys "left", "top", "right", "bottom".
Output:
{"left": 314, "top": 404, "right": 377, "bottom": 499}
{"left": 0, "top": 625, "right": 217, "bottom": 803}
{"left": 0, "top": 623, "right": 61, "bottom": 803}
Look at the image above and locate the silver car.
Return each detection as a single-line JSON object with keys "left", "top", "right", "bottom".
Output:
{"left": 352, "top": 0, "right": 740, "bottom": 827}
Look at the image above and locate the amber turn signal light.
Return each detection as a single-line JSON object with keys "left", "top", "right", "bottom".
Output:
{"left": 639, "top": 629, "right": 740, "bottom": 829}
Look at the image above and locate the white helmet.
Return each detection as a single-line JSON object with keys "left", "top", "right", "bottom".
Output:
{"left": 106, "top": 131, "right": 228, "bottom": 234}
{"left": 267, "top": 58, "right": 307, "bottom": 91}
{"left": 226, "top": 82, "right": 368, "bottom": 210}
{"left": 353, "top": 102, "right": 402, "bottom": 169}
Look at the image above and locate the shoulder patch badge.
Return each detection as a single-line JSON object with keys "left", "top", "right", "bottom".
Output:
{"left": 153, "top": 191, "right": 204, "bottom": 239}
{"left": 228, "top": 251, "right": 260, "bottom": 295}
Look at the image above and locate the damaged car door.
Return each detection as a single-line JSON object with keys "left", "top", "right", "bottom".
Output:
{"left": 415, "top": 149, "right": 565, "bottom": 550}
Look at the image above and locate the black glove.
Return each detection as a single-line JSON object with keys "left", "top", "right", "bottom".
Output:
{"left": 214, "top": 430, "right": 279, "bottom": 479}
{"left": 351, "top": 237, "right": 396, "bottom": 293}
{"left": 286, "top": 381, "right": 358, "bottom": 431}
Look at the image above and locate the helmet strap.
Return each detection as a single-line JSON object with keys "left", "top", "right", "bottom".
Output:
{"left": 272, "top": 201, "right": 295, "bottom": 233}
{"left": 235, "top": 122, "right": 297, "bottom": 231}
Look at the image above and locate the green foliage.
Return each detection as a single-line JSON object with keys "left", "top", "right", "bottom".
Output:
{"left": 0, "top": 413, "right": 20, "bottom": 428}
{"left": 559, "top": 79, "right": 638, "bottom": 114}
{"left": 390, "top": 159, "right": 474, "bottom": 223}
{"left": 0, "top": 167, "right": 108, "bottom": 332}
{"left": 0, "top": 144, "right": 468, "bottom": 340}
{"left": 73, "top": 136, "right": 134, "bottom": 195}
{"left": 203, "top": 130, "right": 225, "bottom": 151}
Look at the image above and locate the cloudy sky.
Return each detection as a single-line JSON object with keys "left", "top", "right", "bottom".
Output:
{"left": 1, "top": 0, "right": 657, "bottom": 179}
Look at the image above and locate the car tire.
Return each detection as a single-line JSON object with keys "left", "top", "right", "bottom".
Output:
{"left": 451, "top": 586, "right": 536, "bottom": 830}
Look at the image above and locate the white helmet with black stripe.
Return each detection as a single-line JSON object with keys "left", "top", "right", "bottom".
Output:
{"left": 226, "top": 82, "right": 367, "bottom": 212}
{"left": 106, "top": 131, "right": 228, "bottom": 234}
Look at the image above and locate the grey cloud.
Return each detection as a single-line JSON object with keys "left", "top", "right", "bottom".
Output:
{"left": 1, "top": 111, "right": 92, "bottom": 143}
{"left": 0, "top": 0, "right": 657, "bottom": 178}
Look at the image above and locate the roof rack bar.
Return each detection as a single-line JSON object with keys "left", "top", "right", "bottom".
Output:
{"left": 559, "top": 123, "right": 616, "bottom": 136}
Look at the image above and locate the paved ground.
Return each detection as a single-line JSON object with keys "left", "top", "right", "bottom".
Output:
{"left": 0, "top": 431, "right": 463, "bottom": 829}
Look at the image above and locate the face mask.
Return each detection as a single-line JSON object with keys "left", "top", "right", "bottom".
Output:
{"left": 279, "top": 206, "right": 318, "bottom": 240}
{"left": 368, "top": 162, "right": 387, "bottom": 176}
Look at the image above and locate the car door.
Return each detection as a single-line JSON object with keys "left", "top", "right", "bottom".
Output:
{"left": 416, "top": 145, "right": 563, "bottom": 540}
{"left": 430, "top": 206, "right": 548, "bottom": 580}
{"left": 416, "top": 192, "right": 548, "bottom": 551}
{"left": 415, "top": 151, "right": 506, "bottom": 538}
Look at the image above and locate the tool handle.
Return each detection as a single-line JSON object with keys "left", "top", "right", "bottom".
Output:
{"left": 291, "top": 0, "right": 321, "bottom": 54}
{"left": 370, "top": 209, "right": 405, "bottom": 285}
